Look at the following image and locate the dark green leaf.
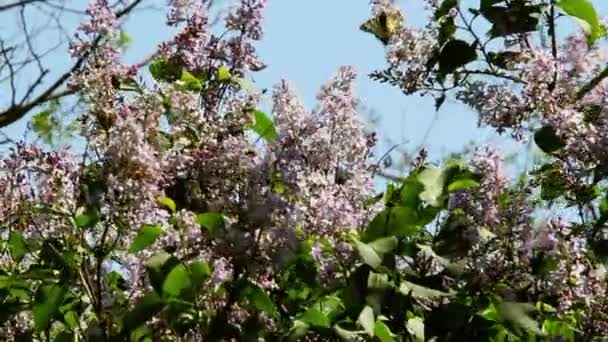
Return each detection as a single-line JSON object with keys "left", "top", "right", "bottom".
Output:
{"left": 435, "top": 0, "right": 458, "bottom": 19}
{"left": 129, "top": 224, "right": 164, "bottom": 253}
{"left": 438, "top": 39, "right": 477, "bottom": 77}
{"left": 243, "top": 283, "right": 276, "bottom": 316}
{"left": 122, "top": 292, "right": 165, "bottom": 333}
{"left": 54, "top": 331, "right": 74, "bottom": 342}
{"left": 534, "top": 125, "right": 565, "bottom": 154}
{"left": 8, "top": 231, "right": 28, "bottom": 262}
{"left": 32, "top": 284, "right": 66, "bottom": 332}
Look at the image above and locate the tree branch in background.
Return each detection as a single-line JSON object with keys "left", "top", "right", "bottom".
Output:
{"left": 0, "top": 0, "right": 145, "bottom": 129}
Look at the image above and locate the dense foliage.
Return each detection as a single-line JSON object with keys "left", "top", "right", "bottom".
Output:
{"left": 2, "top": 0, "right": 608, "bottom": 340}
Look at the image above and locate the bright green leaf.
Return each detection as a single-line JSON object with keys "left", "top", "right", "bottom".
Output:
{"left": 249, "top": 110, "right": 278, "bottom": 143}
{"left": 195, "top": 212, "right": 225, "bottom": 237}
{"left": 217, "top": 66, "right": 232, "bottom": 81}
{"left": 300, "top": 308, "right": 330, "bottom": 327}
{"left": 447, "top": 178, "right": 480, "bottom": 192}
{"left": 558, "top": 0, "right": 603, "bottom": 44}
{"left": 179, "top": 70, "right": 203, "bottom": 92}
{"left": 129, "top": 224, "right": 164, "bottom": 253}
{"left": 157, "top": 196, "right": 176, "bottom": 213}
{"left": 162, "top": 263, "right": 192, "bottom": 297}
{"left": 357, "top": 305, "right": 375, "bottom": 336}
{"left": 375, "top": 320, "right": 396, "bottom": 342}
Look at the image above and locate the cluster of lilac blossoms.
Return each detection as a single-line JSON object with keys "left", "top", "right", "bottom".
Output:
{"left": 0, "top": 0, "right": 380, "bottom": 336}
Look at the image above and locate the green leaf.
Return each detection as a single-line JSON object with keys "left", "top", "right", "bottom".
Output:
{"left": 162, "top": 263, "right": 192, "bottom": 297}
{"left": 32, "top": 284, "right": 66, "bottom": 332}
{"left": 438, "top": 39, "right": 477, "bottom": 77}
{"left": 32, "top": 109, "right": 57, "bottom": 144}
{"left": 149, "top": 59, "right": 182, "bottom": 82}
{"left": 367, "top": 271, "right": 394, "bottom": 291}
{"left": 354, "top": 239, "right": 382, "bottom": 269}
{"left": 54, "top": 331, "right": 74, "bottom": 342}
{"left": 498, "top": 302, "right": 544, "bottom": 336}
{"left": 368, "top": 236, "right": 398, "bottom": 255}
{"left": 75, "top": 207, "right": 99, "bottom": 228}
{"left": 179, "top": 70, "right": 203, "bottom": 92}
{"left": 195, "top": 212, "right": 225, "bottom": 237}
{"left": 299, "top": 308, "right": 330, "bottom": 328}
{"left": 145, "top": 252, "right": 181, "bottom": 293}
{"left": 249, "top": 110, "right": 278, "bottom": 143}
{"left": 157, "top": 196, "right": 176, "bottom": 213}
{"left": 118, "top": 31, "right": 133, "bottom": 49}
{"left": 558, "top": 0, "right": 603, "bottom": 44}
{"left": 363, "top": 206, "right": 420, "bottom": 242}
{"left": 447, "top": 178, "right": 480, "bottom": 192}
{"left": 8, "top": 231, "right": 28, "bottom": 262}
{"left": 122, "top": 292, "right": 165, "bottom": 333}
{"left": 217, "top": 66, "right": 232, "bottom": 81}
{"left": 399, "top": 280, "right": 451, "bottom": 298}
{"left": 406, "top": 317, "right": 425, "bottom": 342}
{"left": 418, "top": 167, "right": 447, "bottom": 207}
{"left": 534, "top": 125, "right": 565, "bottom": 154}
{"left": 334, "top": 324, "right": 361, "bottom": 341}
{"left": 129, "top": 224, "right": 164, "bottom": 253}
{"left": 375, "top": 320, "right": 396, "bottom": 342}
{"left": 357, "top": 306, "right": 375, "bottom": 336}
{"left": 189, "top": 261, "right": 211, "bottom": 288}
{"left": 243, "top": 283, "right": 276, "bottom": 316}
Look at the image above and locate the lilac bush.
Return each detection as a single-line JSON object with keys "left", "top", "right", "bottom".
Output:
{"left": 2, "top": 0, "right": 608, "bottom": 340}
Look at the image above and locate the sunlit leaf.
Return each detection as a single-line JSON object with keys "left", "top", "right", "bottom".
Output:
{"left": 357, "top": 305, "right": 375, "bottom": 336}
{"left": 558, "top": 0, "right": 603, "bottom": 44}
{"left": 249, "top": 110, "right": 278, "bottom": 143}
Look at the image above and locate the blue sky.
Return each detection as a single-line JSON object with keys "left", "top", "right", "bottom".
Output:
{"left": 4, "top": 0, "right": 608, "bottom": 172}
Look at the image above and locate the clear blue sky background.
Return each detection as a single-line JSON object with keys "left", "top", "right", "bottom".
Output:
{"left": 3, "top": 0, "right": 608, "bottom": 172}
